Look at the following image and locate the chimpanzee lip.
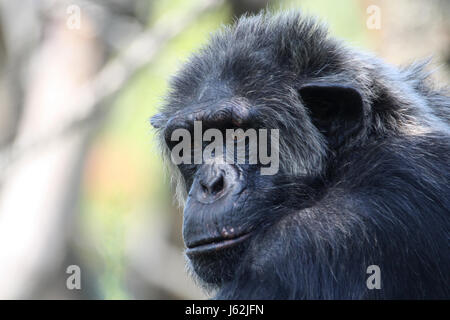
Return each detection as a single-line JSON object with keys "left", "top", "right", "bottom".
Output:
{"left": 185, "top": 232, "right": 252, "bottom": 256}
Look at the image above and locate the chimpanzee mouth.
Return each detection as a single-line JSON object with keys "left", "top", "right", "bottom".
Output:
{"left": 185, "top": 232, "right": 253, "bottom": 256}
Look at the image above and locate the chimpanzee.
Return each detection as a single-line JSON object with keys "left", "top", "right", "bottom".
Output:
{"left": 151, "top": 11, "right": 450, "bottom": 299}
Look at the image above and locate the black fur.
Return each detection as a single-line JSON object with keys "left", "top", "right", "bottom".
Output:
{"left": 152, "top": 11, "right": 450, "bottom": 299}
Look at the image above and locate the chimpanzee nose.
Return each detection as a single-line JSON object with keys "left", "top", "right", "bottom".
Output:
{"left": 193, "top": 164, "right": 234, "bottom": 203}
{"left": 200, "top": 173, "right": 224, "bottom": 196}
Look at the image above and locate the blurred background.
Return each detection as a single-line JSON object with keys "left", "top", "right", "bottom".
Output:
{"left": 0, "top": 0, "right": 448, "bottom": 299}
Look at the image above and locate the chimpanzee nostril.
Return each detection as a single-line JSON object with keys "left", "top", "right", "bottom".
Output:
{"left": 211, "top": 175, "right": 224, "bottom": 195}
{"left": 200, "top": 173, "right": 225, "bottom": 196}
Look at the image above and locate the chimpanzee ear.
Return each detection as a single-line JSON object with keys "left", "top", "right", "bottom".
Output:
{"left": 150, "top": 113, "right": 166, "bottom": 129}
{"left": 298, "top": 83, "right": 364, "bottom": 143}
